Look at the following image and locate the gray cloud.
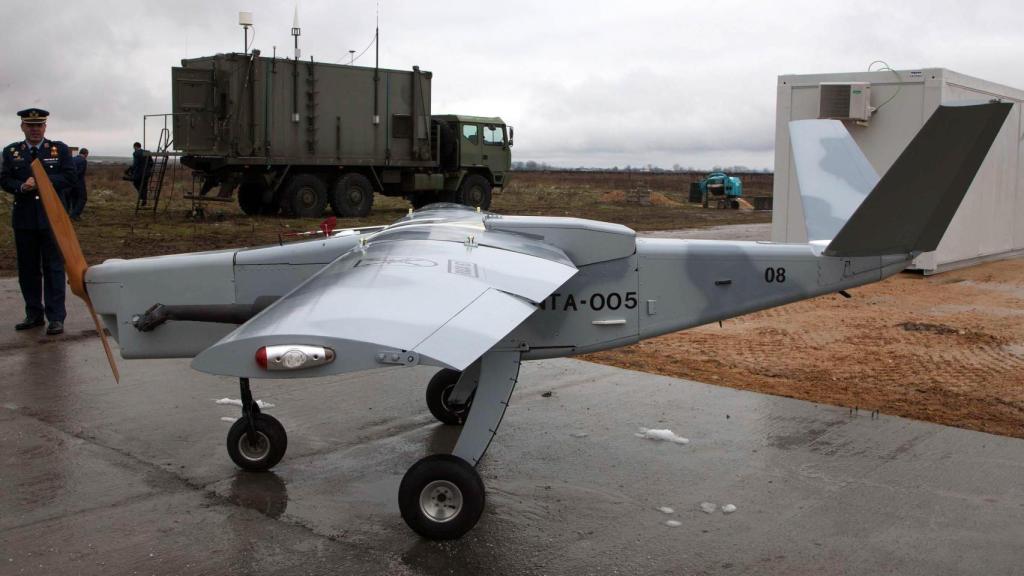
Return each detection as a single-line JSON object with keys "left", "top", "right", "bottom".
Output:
{"left": 2, "top": 0, "right": 1021, "bottom": 169}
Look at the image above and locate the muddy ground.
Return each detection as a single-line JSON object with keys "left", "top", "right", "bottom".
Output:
{"left": 2, "top": 166, "right": 1020, "bottom": 439}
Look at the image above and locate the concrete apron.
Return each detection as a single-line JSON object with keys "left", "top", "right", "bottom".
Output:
{"left": 1, "top": 276, "right": 1022, "bottom": 575}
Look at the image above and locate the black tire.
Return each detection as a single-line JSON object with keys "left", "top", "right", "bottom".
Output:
{"left": 226, "top": 413, "right": 288, "bottom": 471}
{"left": 457, "top": 174, "right": 492, "bottom": 210}
{"left": 330, "top": 173, "right": 375, "bottom": 217}
{"left": 283, "top": 174, "right": 327, "bottom": 218}
{"left": 426, "top": 368, "right": 472, "bottom": 425}
{"left": 238, "top": 182, "right": 265, "bottom": 216}
{"left": 399, "top": 454, "right": 485, "bottom": 540}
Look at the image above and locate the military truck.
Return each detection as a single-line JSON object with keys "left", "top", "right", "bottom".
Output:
{"left": 171, "top": 52, "right": 512, "bottom": 217}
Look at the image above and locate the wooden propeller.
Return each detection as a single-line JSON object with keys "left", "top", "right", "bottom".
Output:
{"left": 31, "top": 159, "right": 120, "bottom": 383}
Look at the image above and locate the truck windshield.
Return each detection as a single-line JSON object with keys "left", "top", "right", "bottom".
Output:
{"left": 483, "top": 126, "right": 504, "bottom": 146}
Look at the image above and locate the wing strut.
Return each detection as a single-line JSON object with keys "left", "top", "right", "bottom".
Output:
{"left": 451, "top": 350, "right": 522, "bottom": 466}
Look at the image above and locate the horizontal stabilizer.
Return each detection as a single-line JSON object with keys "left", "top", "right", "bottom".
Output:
{"left": 825, "top": 101, "right": 1012, "bottom": 257}
{"left": 789, "top": 119, "right": 879, "bottom": 242}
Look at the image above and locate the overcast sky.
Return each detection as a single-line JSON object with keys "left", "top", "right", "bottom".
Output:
{"left": 2, "top": 0, "right": 1021, "bottom": 169}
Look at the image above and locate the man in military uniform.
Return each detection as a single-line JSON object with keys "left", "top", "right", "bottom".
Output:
{"left": 130, "top": 141, "right": 149, "bottom": 206}
{"left": 70, "top": 147, "right": 88, "bottom": 220}
{"left": 0, "top": 108, "right": 75, "bottom": 335}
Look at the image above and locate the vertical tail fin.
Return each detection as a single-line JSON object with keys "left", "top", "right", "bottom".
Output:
{"left": 789, "top": 119, "right": 879, "bottom": 243}
{"left": 824, "top": 101, "right": 1012, "bottom": 257}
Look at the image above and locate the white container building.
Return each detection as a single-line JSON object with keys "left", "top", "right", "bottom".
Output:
{"left": 773, "top": 68, "right": 1024, "bottom": 273}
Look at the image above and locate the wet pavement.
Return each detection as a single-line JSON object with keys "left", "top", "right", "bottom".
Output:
{"left": 2, "top": 276, "right": 1023, "bottom": 575}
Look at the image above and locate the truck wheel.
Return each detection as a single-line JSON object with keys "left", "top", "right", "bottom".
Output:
{"left": 283, "top": 174, "right": 327, "bottom": 218}
{"left": 457, "top": 175, "right": 492, "bottom": 210}
{"left": 238, "top": 182, "right": 264, "bottom": 216}
{"left": 330, "top": 173, "right": 375, "bottom": 217}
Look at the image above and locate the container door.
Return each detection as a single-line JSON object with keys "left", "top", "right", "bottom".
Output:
{"left": 459, "top": 123, "right": 482, "bottom": 166}
{"left": 172, "top": 67, "right": 217, "bottom": 152}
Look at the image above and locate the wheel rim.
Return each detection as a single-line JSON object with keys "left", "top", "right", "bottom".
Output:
{"left": 466, "top": 186, "right": 483, "bottom": 206}
{"left": 347, "top": 187, "right": 365, "bottom": 205}
{"left": 298, "top": 187, "right": 317, "bottom": 208}
{"left": 238, "top": 431, "right": 271, "bottom": 462}
{"left": 440, "top": 384, "right": 457, "bottom": 413}
{"left": 419, "top": 479, "right": 463, "bottom": 523}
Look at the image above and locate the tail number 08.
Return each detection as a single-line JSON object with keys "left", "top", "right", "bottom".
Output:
{"left": 764, "top": 267, "right": 786, "bottom": 283}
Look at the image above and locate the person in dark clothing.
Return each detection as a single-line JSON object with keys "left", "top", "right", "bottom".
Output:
{"left": 0, "top": 108, "right": 74, "bottom": 335}
{"left": 130, "top": 141, "right": 149, "bottom": 205}
{"left": 70, "top": 147, "right": 88, "bottom": 220}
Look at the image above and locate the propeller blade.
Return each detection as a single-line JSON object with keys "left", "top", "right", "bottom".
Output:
{"left": 31, "top": 160, "right": 120, "bottom": 383}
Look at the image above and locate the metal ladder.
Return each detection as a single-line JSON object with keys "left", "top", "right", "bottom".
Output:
{"left": 135, "top": 128, "right": 170, "bottom": 215}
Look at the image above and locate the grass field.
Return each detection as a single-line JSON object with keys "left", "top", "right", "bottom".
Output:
{"left": 0, "top": 165, "right": 771, "bottom": 275}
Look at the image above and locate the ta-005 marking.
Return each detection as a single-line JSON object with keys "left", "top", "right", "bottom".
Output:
{"left": 539, "top": 291, "right": 638, "bottom": 311}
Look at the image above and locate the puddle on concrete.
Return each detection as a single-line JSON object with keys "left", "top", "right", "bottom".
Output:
{"left": 227, "top": 472, "right": 289, "bottom": 518}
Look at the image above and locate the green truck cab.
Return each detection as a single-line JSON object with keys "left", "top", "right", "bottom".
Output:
{"left": 411, "top": 115, "right": 512, "bottom": 209}
{"left": 171, "top": 53, "right": 512, "bottom": 218}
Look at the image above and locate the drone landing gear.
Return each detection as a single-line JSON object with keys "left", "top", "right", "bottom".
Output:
{"left": 425, "top": 365, "right": 478, "bottom": 425}
{"left": 400, "top": 351, "right": 520, "bottom": 539}
{"left": 226, "top": 377, "right": 288, "bottom": 471}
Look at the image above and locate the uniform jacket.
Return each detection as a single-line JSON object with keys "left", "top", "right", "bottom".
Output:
{"left": 131, "top": 148, "right": 146, "bottom": 182}
{"left": 72, "top": 154, "right": 88, "bottom": 191}
{"left": 1, "top": 139, "right": 75, "bottom": 229}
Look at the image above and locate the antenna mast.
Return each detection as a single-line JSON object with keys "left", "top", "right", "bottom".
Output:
{"left": 373, "top": 1, "right": 380, "bottom": 125}
{"left": 291, "top": 3, "right": 301, "bottom": 123}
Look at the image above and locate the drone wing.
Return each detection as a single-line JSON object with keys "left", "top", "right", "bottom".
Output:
{"left": 191, "top": 229, "right": 576, "bottom": 378}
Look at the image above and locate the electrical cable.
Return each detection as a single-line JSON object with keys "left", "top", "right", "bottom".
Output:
{"left": 868, "top": 60, "right": 903, "bottom": 112}
{"left": 335, "top": 33, "right": 376, "bottom": 65}
{"left": 334, "top": 0, "right": 382, "bottom": 65}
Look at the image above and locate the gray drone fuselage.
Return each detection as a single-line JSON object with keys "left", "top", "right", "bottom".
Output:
{"left": 84, "top": 208, "right": 906, "bottom": 377}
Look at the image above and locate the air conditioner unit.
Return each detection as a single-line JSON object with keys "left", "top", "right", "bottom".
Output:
{"left": 818, "top": 82, "right": 873, "bottom": 121}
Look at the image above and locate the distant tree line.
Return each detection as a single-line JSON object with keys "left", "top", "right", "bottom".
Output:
{"left": 511, "top": 161, "right": 772, "bottom": 174}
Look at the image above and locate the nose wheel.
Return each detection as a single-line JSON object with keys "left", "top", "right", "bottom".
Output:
{"left": 226, "top": 378, "right": 288, "bottom": 471}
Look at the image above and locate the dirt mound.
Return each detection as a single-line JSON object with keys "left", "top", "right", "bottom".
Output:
{"left": 598, "top": 190, "right": 682, "bottom": 206}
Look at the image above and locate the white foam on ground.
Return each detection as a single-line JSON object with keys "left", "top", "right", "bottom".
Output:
{"left": 220, "top": 417, "right": 237, "bottom": 423}
{"left": 700, "top": 502, "right": 717, "bottom": 514}
{"left": 635, "top": 428, "right": 689, "bottom": 444}
{"left": 658, "top": 506, "right": 675, "bottom": 514}
{"left": 665, "top": 520, "right": 682, "bottom": 527}
{"left": 216, "top": 398, "right": 275, "bottom": 409}
{"left": 722, "top": 504, "right": 737, "bottom": 514}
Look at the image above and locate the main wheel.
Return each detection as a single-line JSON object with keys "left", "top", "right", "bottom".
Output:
{"left": 426, "top": 368, "right": 472, "bottom": 425}
{"left": 283, "top": 174, "right": 327, "bottom": 218}
{"left": 330, "top": 173, "right": 374, "bottom": 217}
{"left": 399, "top": 454, "right": 485, "bottom": 540}
{"left": 457, "top": 174, "right": 492, "bottom": 210}
{"left": 226, "top": 413, "right": 288, "bottom": 471}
